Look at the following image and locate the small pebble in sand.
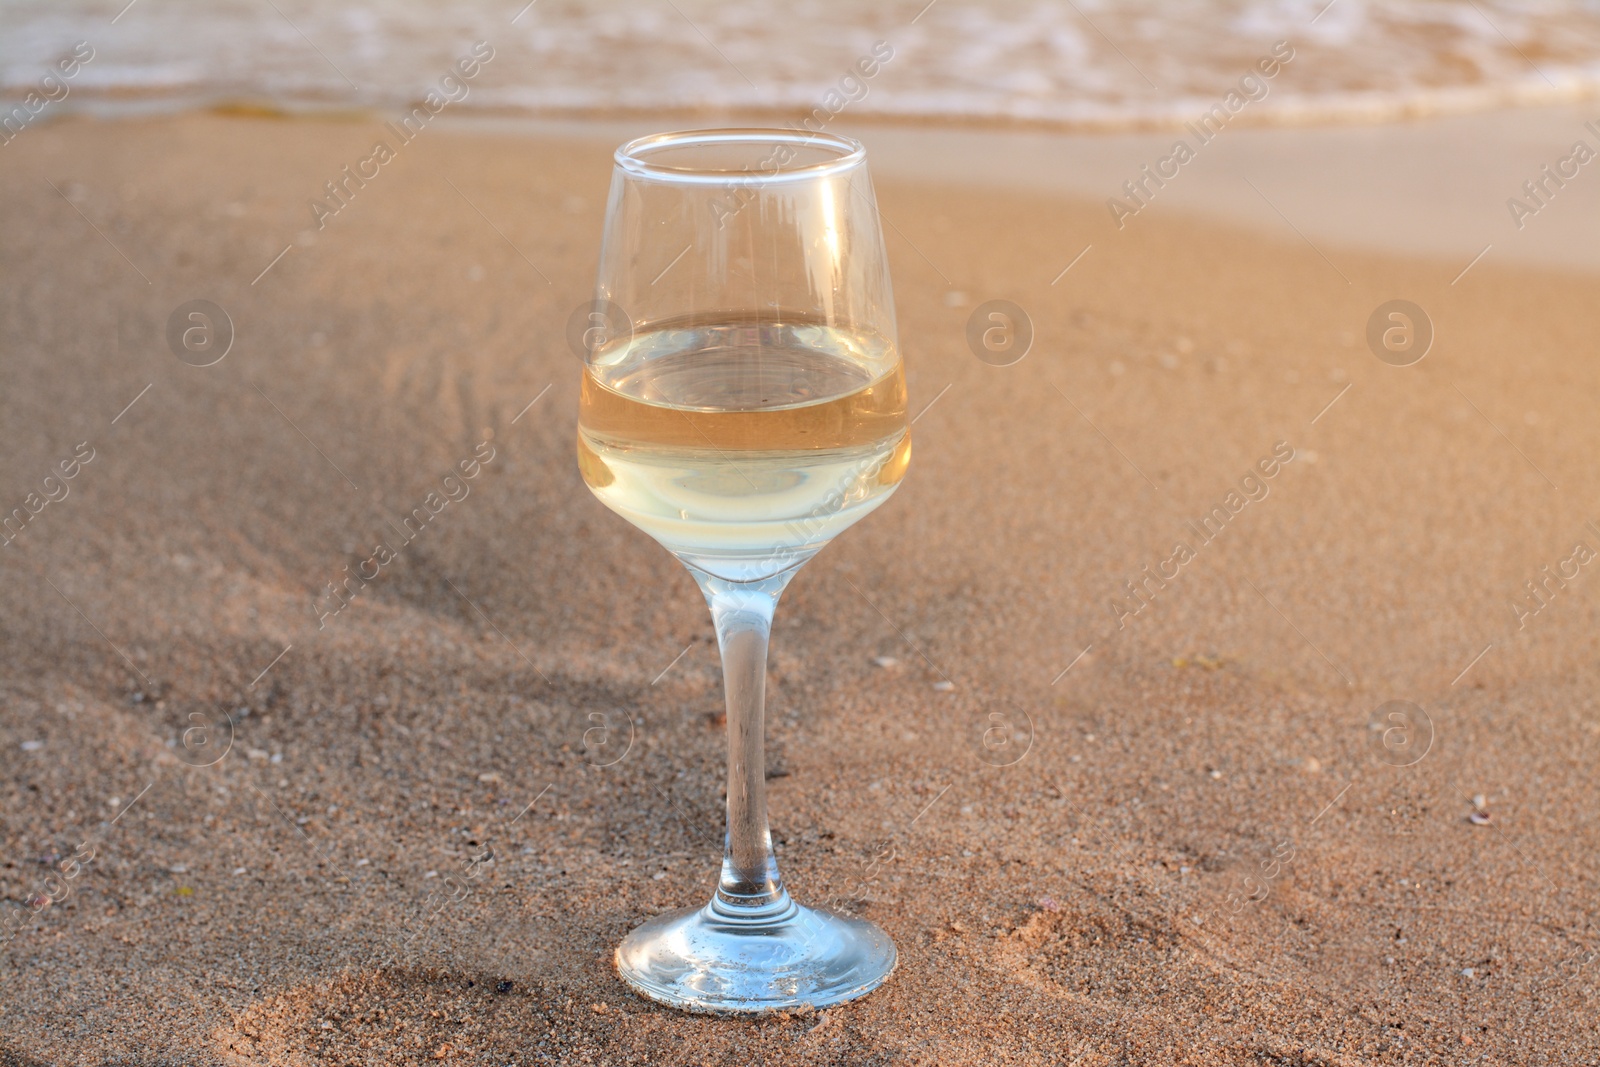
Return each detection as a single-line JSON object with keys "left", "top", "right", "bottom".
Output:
{"left": 424, "top": 870, "right": 438, "bottom": 879}
{"left": 1469, "top": 811, "right": 1492, "bottom": 826}
{"left": 20, "top": 740, "right": 43, "bottom": 752}
{"left": 169, "top": 865, "right": 187, "bottom": 874}
{"left": 1462, "top": 967, "right": 1476, "bottom": 977}
{"left": 932, "top": 680, "right": 954, "bottom": 692}
{"left": 355, "top": 858, "right": 369, "bottom": 866}
{"left": 1472, "top": 793, "right": 1487, "bottom": 810}
{"left": 496, "top": 980, "right": 514, "bottom": 994}
{"left": 873, "top": 656, "right": 898, "bottom": 668}
{"left": 247, "top": 749, "right": 269, "bottom": 761}
{"left": 232, "top": 868, "right": 246, "bottom": 876}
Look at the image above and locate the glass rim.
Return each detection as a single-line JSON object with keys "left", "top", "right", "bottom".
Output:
{"left": 614, "top": 128, "right": 866, "bottom": 186}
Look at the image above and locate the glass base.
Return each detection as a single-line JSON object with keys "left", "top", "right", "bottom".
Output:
{"left": 615, "top": 890, "right": 896, "bottom": 1014}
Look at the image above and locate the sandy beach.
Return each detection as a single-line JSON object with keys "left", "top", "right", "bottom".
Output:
{"left": 2, "top": 111, "right": 1598, "bottom": 1064}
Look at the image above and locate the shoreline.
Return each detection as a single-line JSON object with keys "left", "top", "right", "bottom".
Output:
{"left": 11, "top": 75, "right": 1600, "bottom": 133}
{"left": 20, "top": 99, "right": 1600, "bottom": 273}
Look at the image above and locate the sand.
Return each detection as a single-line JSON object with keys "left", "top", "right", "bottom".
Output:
{"left": 1, "top": 112, "right": 1597, "bottom": 1065}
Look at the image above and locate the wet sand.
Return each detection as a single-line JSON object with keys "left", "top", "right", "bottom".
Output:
{"left": 1, "top": 112, "right": 1597, "bottom": 1064}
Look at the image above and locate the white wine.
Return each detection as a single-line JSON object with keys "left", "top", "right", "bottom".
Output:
{"left": 578, "top": 319, "right": 910, "bottom": 581}
{"left": 599, "top": 131, "right": 905, "bottom": 1014}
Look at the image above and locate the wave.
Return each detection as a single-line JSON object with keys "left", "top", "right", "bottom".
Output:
{"left": 5, "top": 0, "right": 1600, "bottom": 130}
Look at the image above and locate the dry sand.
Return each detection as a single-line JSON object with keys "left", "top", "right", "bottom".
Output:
{"left": 1, "top": 113, "right": 1598, "bottom": 1064}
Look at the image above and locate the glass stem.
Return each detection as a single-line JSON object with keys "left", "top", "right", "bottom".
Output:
{"left": 695, "top": 570, "right": 795, "bottom": 914}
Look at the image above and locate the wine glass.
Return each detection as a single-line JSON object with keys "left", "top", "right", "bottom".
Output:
{"left": 575, "top": 129, "right": 910, "bottom": 1014}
